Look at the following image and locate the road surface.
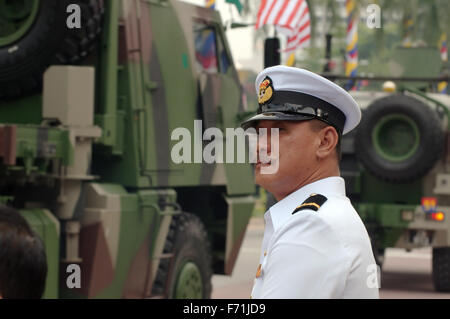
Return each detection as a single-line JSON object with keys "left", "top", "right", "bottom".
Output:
{"left": 211, "top": 217, "right": 450, "bottom": 299}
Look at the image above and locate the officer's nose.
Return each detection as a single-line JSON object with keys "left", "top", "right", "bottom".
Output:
{"left": 257, "top": 128, "right": 272, "bottom": 162}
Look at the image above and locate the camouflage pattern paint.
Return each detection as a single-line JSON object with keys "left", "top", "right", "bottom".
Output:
{"left": 0, "top": 0, "right": 256, "bottom": 298}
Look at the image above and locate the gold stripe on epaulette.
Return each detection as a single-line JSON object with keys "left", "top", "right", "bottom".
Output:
{"left": 295, "top": 202, "right": 321, "bottom": 210}
{"left": 256, "top": 264, "right": 262, "bottom": 278}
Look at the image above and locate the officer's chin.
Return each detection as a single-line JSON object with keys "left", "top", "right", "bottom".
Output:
{"left": 255, "top": 162, "right": 278, "bottom": 187}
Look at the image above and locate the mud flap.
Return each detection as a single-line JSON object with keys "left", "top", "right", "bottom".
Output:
{"left": 224, "top": 195, "right": 255, "bottom": 275}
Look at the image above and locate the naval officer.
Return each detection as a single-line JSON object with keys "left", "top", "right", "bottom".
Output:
{"left": 241, "top": 65, "right": 379, "bottom": 299}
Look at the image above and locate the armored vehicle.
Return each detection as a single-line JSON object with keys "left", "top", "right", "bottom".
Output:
{"left": 340, "top": 46, "right": 450, "bottom": 292}
{"left": 0, "top": 0, "right": 255, "bottom": 298}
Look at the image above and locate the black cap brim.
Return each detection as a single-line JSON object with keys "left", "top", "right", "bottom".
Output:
{"left": 240, "top": 111, "right": 316, "bottom": 130}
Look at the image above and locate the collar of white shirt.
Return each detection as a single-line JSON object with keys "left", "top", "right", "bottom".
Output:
{"left": 264, "top": 176, "right": 346, "bottom": 232}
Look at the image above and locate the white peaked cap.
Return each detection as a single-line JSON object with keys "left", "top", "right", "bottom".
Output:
{"left": 244, "top": 65, "right": 361, "bottom": 135}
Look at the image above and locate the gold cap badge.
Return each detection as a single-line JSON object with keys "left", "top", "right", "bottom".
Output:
{"left": 258, "top": 76, "right": 274, "bottom": 105}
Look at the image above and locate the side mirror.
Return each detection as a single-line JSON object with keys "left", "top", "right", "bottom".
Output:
{"left": 264, "top": 37, "right": 280, "bottom": 68}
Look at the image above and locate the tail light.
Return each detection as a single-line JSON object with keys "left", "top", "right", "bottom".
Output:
{"left": 427, "top": 212, "right": 445, "bottom": 222}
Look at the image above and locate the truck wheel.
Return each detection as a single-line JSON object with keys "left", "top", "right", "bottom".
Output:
{"left": 0, "top": 0, "right": 103, "bottom": 99}
{"left": 433, "top": 247, "right": 450, "bottom": 292}
{"left": 355, "top": 94, "right": 444, "bottom": 182}
{"left": 152, "top": 212, "right": 213, "bottom": 299}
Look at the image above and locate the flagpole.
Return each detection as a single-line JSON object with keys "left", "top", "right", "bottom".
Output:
{"left": 438, "top": 33, "right": 448, "bottom": 94}
{"left": 402, "top": 12, "right": 413, "bottom": 47}
{"left": 344, "top": 0, "right": 358, "bottom": 91}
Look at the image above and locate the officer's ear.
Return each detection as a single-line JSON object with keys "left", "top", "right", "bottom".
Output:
{"left": 310, "top": 121, "right": 339, "bottom": 160}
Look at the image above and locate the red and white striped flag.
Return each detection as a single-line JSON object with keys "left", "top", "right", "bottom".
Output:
{"left": 255, "top": 0, "right": 311, "bottom": 52}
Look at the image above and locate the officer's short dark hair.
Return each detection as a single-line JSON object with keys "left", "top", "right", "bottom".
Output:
{"left": 0, "top": 205, "right": 47, "bottom": 299}
{"left": 310, "top": 120, "right": 342, "bottom": 162}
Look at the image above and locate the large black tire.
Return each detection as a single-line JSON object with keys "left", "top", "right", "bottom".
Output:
{"left": 433, "top": 247, "right": 450, "bottom": 292}
{"left": 355, "top": 94, "right": 444, "bottom": 182}
{"left": 152, "top": 212, "right": 213, "bottom": 299}
{"left": 0, "top": 0, "right": 103, "bottom": 99}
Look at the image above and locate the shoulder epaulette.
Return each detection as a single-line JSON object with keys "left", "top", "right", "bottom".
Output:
{"left": 292, "top": 194, "right": 328, "bottom": 215}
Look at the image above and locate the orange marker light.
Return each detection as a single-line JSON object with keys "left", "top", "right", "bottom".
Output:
{"left": 433, "top": 212, "right": 445, "bottom": 221}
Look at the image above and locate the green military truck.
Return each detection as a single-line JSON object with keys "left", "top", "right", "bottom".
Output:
{"left": 0, "top": 0, "right": 255, "bottom": 298}
{"left": 340, "top": 47, "right": 450, "bottom": 292}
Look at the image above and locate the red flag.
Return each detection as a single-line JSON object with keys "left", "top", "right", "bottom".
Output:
{"left": 256, "top": 0, "right": 311, "bottom": 52}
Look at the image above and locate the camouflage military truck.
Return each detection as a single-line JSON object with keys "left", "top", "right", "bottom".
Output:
{"left": 0, "top": 0, "right": 255, "bottom": 298}
{"left": 341, "top": 47, "right": 450, "bottom": 292}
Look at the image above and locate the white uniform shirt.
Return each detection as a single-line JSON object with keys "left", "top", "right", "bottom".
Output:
{"left": 251, "top": 176, "right": 380, "bottom": 299}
